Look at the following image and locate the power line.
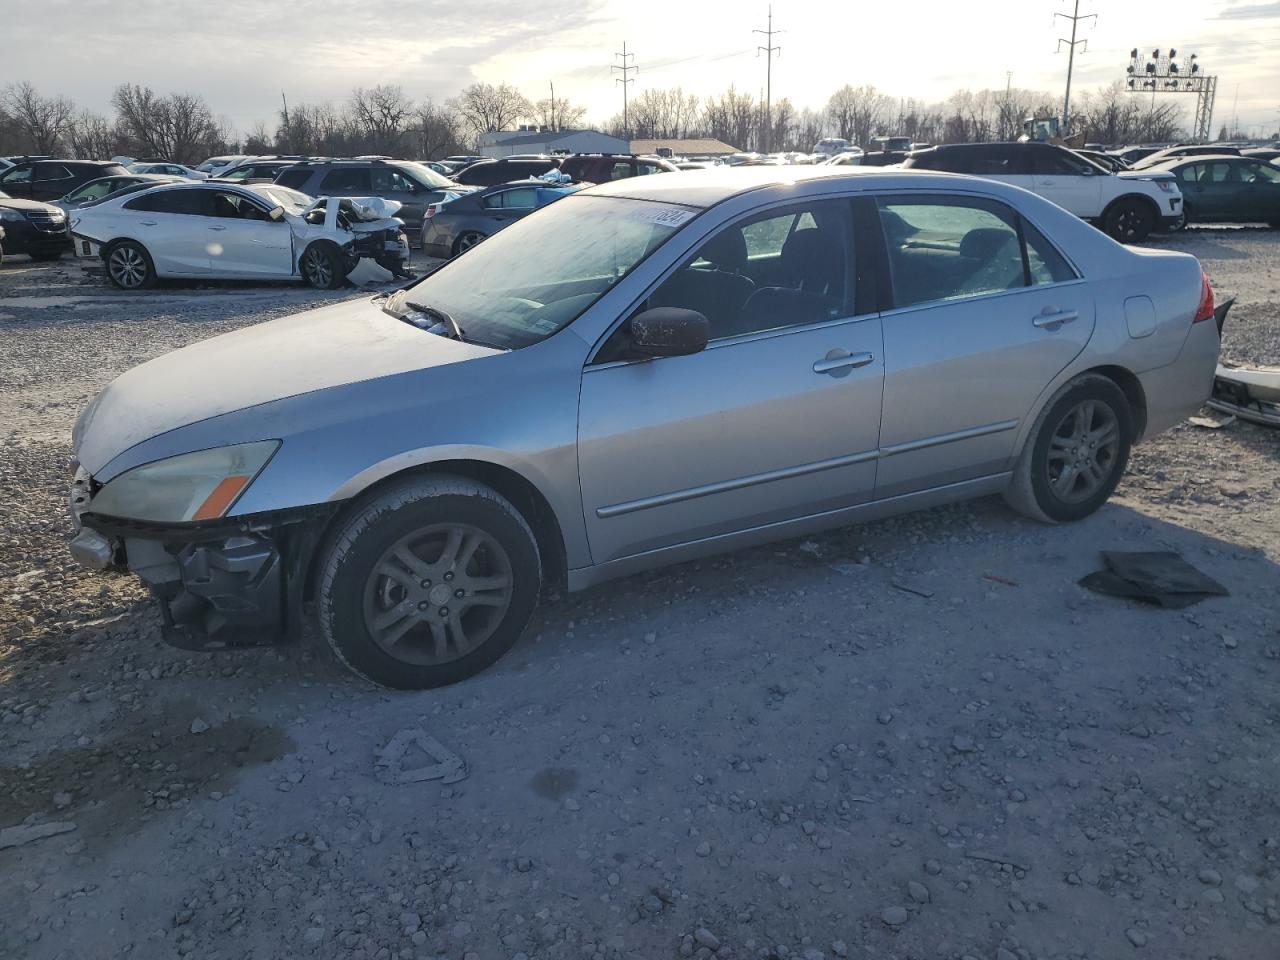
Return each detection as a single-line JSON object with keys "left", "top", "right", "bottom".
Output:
{"left": 1055, "top": 0, "right": 1096, "bottom": 134}
{"left": 612, "top": 42, "right": 638, "bottom": 139}
{"left": 754, "top": 6, "right": 782, "bottom": 153}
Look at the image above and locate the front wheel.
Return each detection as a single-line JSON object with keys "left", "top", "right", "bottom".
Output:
{"left": 300, "top": 242, "right": 347, "bottom": 289}
{"left": 1103, "top": 199, "right": 1155, "bottom": 243}
{"left": 317, "top": 476, "right": 542, "bottom": 689}
{"left": 104, "top": 240, "right": 156, "bottom": 289}
{"left": 1004, "top": 375, "right": 1133, "bottom": 524}
{"left": 1169, "top": 204, "right": 1191, "bottom": 232}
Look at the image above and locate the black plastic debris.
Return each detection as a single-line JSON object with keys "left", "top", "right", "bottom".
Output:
{"left": 1079, "top": 551, "right": 1230, "bottom": 609}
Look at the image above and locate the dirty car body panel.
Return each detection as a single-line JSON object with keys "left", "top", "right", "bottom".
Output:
{"left": 69, "top": 167, "right": 1218, "bottom": 654}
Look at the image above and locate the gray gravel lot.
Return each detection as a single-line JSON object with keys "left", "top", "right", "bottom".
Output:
{"left": 1, "top": 232, "right": 1278, "bottom": 960}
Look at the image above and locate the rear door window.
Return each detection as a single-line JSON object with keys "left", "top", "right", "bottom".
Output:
{"left": 274, "top": 169, "right": 312, "bottom": 190}
{"left": 319, "top": 168, "right": 372, "bottom": 192}
{"left": 876, "top": 196, "right": 1030, "bottom": 308}
{"left": 124, "top": 188, "right": 210, "bottom": 215}
{"left": 482, "top": 187, "right": 538, "bottom": 210}
{"left": 371, "top": 168, "right": 420, "bottom": 194}
{"left": 33, "top": 162, "right": 73, "bottom": 182}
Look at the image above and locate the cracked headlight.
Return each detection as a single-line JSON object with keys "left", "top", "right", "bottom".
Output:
{"left": 90, "top": 441, "right": 280, "bottom": 523}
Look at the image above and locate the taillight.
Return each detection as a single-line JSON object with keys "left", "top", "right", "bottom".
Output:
{"left": 1194, "top": 271, "right": 1214, "bottom": 323}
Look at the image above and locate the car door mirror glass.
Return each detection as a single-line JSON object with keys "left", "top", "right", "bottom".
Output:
{"left": 629, "top": 307, "right": 710, "bottom": 358}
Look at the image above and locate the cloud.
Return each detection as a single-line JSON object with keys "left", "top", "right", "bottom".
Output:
{"left": 1213, "top": 2, "right": 1280, "bottom": 18}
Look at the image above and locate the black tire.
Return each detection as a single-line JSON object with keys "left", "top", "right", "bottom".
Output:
{"left": 317, "top": 475, "right": 542, "bottom": 690}
{"left": 1103, "top": 199, "right": 1155, "bottom": 244}
{"left": 1170, "top": 203, "right": 1192, "bottom": 232}
{"left": 104, "top": 240, "right": 156, "bottom": 289}
{"left": 300, "top": 242, "right": 347, "bottom": 289}
{"left": 1004, "top": 374, "right": 1134, "bottom": 524}
{"left": 452, "top": 231, "right": 486, "bottom": 257}
{"left": 28, "top": 247, "right": 65, "bottom": 262}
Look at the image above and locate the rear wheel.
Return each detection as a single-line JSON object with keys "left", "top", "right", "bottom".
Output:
{"left": 317, "top": 475, "right": 542, "bottom": 689}
{"left": 1005, "top": 375, "right": 1133, "bottom": 524}
{"left": 1103, "top": 199, "right": 1155, "bottom": 243}
{"left": 104, "top": 240, "right": 156, "bottom": 289}
{"left": 1170, "top": 203, "right": 1191, "bottom": 232}
{"left": 300, "top": 242, "right": 346, "bottom": 289}
{"left": 452, "top": 231, "right": 486, "bottom": 257}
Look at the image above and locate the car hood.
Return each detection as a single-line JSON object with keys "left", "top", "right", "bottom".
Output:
{"left": 74, "top": 297, "right": 500, "bottom": 474}
{"left": 1118, "top": 168, "right": 1176, "bottom": 180}
{"left": 0, "top": 197, "right": 62, "bottom": 213}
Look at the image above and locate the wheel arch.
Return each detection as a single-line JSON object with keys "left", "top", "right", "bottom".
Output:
{"left": 1101, "top": 192, "right": 1161, "bottom": 224}
{"left": 303, "top": 458, "right": 569, "bottom": 603}
{"left": 1013, "top": 363, "right": 1149, "bottom": 462}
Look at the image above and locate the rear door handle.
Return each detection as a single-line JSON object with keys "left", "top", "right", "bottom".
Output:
{"left": 1033, "top": 310, "right": 1078, "bottom": 329}
{"left": 208, "top": 226, "right": 227, "bottom": 231}
{"left": 139, "top": 220, "right": 157, "bottom": 226}
{"left": 813, "top": 351, "right": 875, "bottom": 375}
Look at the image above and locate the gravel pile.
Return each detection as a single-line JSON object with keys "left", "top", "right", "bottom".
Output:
{"left": 1, "top": 237, "right": 1277, "bottom": 960}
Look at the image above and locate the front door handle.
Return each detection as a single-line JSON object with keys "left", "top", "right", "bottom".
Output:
{"left": 813, "top": 350, "right": 875, "bottom": 375}
{"left": 208, "top": 225, "right": 227, "bottom": 231}
{"left": 1033, "top": 309, "right": 1078, "bottom": 329}
{"left": 139, "top": 220, "right": 157, "bottom": 226}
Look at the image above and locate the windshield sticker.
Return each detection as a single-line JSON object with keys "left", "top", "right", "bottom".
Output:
{"left": 629, "top": 206, "right": 695, "bottom": 229}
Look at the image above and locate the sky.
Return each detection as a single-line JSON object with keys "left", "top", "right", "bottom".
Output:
{"left": 3, "top": 0, "right": 1278, "bottom": 138}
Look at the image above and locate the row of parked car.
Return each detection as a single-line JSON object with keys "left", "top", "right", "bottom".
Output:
{"left": 3, "top": 139, "right": 1277, "bottom": 282}
{"left": 0, "top": 150, "right": 684, "bottom": 285}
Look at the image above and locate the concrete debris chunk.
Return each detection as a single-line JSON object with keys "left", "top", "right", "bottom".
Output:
{"left": 374, "top": 728, "right": 467, "bottom": 785}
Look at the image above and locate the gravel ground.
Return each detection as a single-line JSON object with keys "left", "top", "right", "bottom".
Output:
{"left": 1, "top": 231, "right": 1278, "bottom": 960}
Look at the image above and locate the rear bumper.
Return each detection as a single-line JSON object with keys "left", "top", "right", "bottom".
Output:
{"left": 1207, "top": 365, "right": 1280, "bottom": 427}
{"left": 1136, "top": 317, "right": 1222, "bottom": 439}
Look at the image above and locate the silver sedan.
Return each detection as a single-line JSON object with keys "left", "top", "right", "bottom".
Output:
{"left": 69, "top": 167, "right": 1221, "bottom": 688}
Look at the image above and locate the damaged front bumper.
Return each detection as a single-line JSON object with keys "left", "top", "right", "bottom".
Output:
{"left": 70, "top": 496, "right": 334, "bottom": 651}
{"left": 1207, "top": 362, "right": 1280, "bottom": 428}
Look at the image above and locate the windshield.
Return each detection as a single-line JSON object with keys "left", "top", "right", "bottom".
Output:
{"left": 388, "top": 194, "right": 694, "bottom": 349}
{"left": 399, "top": 162, "right": 453, "bottom": 189}
{"left": 256, "top": 185, "right": 311, "bottom": 213}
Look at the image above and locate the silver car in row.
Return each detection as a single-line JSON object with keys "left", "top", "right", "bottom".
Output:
{"left": 69, "top": 167, "right": 1221, "bottom": 688}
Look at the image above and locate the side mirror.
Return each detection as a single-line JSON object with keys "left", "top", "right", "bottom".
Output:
{"left": 629, "top": 307, "right": 709, "bottom": 358}
{"left": 268, "top": 205, "right": 285, "bottom": 221}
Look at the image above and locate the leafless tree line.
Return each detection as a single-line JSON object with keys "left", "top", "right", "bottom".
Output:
{"left": 1, "top": 77, "right": 1196, "bottom": 165}
{"left": 606, "top": 80, "right": 1190, "bottom": 151}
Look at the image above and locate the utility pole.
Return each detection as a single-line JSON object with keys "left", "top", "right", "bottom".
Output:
{"left": 754, "top": 6, "right": 782, "bottom": 153}
{"left": 1055, "top": 0, "right": 1096, "bottom": 135}
{"left": 612, "top": 42, "right": 637, "bottom": 141}
{"left": 549, "top": 80, "right": 556, "bottom": 131}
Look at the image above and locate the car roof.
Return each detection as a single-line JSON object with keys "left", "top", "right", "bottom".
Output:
{"left": 583, "top": 165, "right": 986, "bottom": 208}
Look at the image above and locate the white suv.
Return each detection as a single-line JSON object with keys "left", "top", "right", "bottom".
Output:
{"left": 903, "top": 142, "right": 1182, "bottom": 243}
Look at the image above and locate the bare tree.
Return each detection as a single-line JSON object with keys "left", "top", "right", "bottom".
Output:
{"left": 242, "top": 121, "right": 273, "bottom": 154}
{"left": 408, "top": 100, "right": 464, "bottom": 159}
{"left": 701, "top": 86, "right": 757, "bottom": 151}
{"left": 112, "top": 84, "right": 224, "bottom": 163}
{"left": 67, "top": 110, "right": 119, "bottom": 159}
{"left": 825, "top": 85, "right": 891, "bottom": 148}
{"left": 349, "top": 85, "right": 413, "bottom": 154}
{"left": 2, "top": 82, "right": 74, "bottom": 155}
{"left": 534, "top": 95, "right": 587, "bottom": 132}
{"left": 449, "top": 83, "right": 532, "bottom": 146}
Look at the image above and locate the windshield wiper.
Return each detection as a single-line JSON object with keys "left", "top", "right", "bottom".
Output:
{"left": 404, "top": 302, "right": 466, "bottom": 341}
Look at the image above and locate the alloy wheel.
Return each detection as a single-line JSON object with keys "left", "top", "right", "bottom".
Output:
{"left": 303, "top": 248, "right": 332, "bottom": 287}
{"left": 108, "top": 246, "right": 148, "bottom": 288}
{"left": 1046, "top": 399, "right": 1121, "bottom": 504}
{"left": 457, "top": 232, "right": 484, "bottom": 253}
{"left": 361, "top": 523, "right": 514, "bottom": 666}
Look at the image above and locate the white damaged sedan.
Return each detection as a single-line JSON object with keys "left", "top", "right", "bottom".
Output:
{"left": 69, "top": 181, "right": 410, "bottom": 289}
